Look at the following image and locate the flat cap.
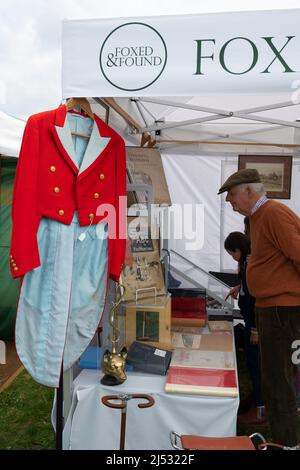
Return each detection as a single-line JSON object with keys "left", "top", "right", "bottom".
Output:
{"left": 218, "top": 168, "right": 261, "bottom": 195}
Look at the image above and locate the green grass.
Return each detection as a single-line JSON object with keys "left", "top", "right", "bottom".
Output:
{"left": 0, "top": 370, "right": 55, "bottom": 450}
{"left": 0, "top": 349, "right": 272, "bottom": 450}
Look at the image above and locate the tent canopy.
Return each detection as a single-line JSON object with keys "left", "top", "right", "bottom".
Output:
{"left": 0, "top": 112, "right": 25, "bottom": 158}
{"left": 61, "top": 10, "right": 300, "bottom": 275}
{"left": 61, "top": 9, "right": 300, "bottom": 154}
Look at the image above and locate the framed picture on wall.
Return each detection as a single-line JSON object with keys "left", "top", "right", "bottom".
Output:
{"left": 238, "top": 155, "right": 292, "bottom": 199}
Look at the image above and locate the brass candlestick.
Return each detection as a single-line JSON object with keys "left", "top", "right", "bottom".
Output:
{"left": 101, "top": 283, "right": 127, "bottom": 386}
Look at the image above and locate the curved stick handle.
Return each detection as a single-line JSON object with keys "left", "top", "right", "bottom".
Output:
{"left": 102, "top": 395, "right": 126, "bottom": 409}
{"left": 131, "top": 394, "right": 155, "bottom": 408}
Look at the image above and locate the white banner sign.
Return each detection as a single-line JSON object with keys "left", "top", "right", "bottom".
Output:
{"left": 62, "top": 9, "right": 300, "bottom": 97}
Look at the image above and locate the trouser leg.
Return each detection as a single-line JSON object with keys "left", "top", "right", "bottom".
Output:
{"left": 256, "top": 306, "right": 300, "bottom": 447}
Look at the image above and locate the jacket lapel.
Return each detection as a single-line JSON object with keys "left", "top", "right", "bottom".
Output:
{"left": 78, "top": 121, "right": 111, "bottom": 176}
{"left": 52, "top": 105, "right": 79, "bottom": 174}
{"left": 52, "top": 105, "right": 112, "bottom": 177}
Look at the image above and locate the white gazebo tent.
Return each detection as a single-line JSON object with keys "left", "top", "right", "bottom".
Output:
{"left": 61, "top": 8, "right": 300, "bottom": 275}
{"left": 0, "top": 111, "right": 25, "bottom": 158}
{"left": 59, "top": 9, "right": 300, "bottom": 450}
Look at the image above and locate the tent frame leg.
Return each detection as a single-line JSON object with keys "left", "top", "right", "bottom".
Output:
{"left": 56, "top": 373, "right": 64, "bottom": 450}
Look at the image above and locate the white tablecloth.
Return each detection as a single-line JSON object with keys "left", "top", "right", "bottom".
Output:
{"left": 62, "top": 368, "right": 239, "bottom": 450}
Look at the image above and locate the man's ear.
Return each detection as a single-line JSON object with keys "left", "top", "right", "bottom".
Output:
{"left": 246, "top": 185, "right": 252, "bottom": 196}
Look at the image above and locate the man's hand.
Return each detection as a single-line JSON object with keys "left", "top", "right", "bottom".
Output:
{"left": 250, "top": 329, "right": 259, "bottom": 345}
{"left": 225, "top": 284, "right": 240, "bottom": 301}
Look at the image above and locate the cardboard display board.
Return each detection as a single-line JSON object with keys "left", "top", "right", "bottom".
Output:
{"left": 121, "top": 217, "right": 166, "bottom": 302}
{"left": 126, "top": 147, "right": 171, "bottom": 206}
{"left": 125, "top": 295, "right": 171, "bottom": 350}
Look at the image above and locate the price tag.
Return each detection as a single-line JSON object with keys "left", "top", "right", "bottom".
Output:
{"left": 78, "top": 232, "right": 86, "bottom": 242}
{"left": 154, "top": 349, "right": 166, "bottom": 357}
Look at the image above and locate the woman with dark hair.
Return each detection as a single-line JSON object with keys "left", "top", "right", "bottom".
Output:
{"left": 225, "top": 231, "right": 266, "bottom": 424}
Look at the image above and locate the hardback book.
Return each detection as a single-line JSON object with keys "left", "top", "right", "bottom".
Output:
{"left": 199, "top": 333, "right": 233, "bottom": 352}
{"left": 79, "top": 346, "right": 103, "bottom": 369}
{"left": 126, "top": 341, "right": 172, "bottom": 375}
{"left": 171, "top": 296, "right": 206, "bottom": 327}
{"left": 172, "top": 297, "right": 206, "bottom": 312}
{"left": 171, "top": 332, "right": 202, "bottom": 349}
{"left": 165, "top": 367, "right": 238, "bottom": 397}
{"left": 168, "top": 288, "right": 206, "bottom": 298}
{"left": 171, "top": 326, "right": 204, "bottom": 335}
{"left": 171, "top": 332, "right": 233, "bottom": 352}
{"left": 170, "top": 348, "right": 235, "bottom": 370}
{"left": 171, "top": 312, "right": 206, "bottom": 328}
{"left": 208, "top": 320, "right": 232, "bottom": 333}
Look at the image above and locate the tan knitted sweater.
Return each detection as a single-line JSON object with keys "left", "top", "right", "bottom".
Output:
{"left": 247, "top": 200, "right": 300, "bottom": 307}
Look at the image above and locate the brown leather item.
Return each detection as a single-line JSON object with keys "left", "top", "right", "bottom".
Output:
{"left": 180, "top": 435, "right": 256, "bottom": 450}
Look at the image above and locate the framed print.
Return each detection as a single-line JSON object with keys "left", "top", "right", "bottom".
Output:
{"left": 238, "top": 155, "right": 292, "bottom": 199}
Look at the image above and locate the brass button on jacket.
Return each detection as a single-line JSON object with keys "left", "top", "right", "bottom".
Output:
{"left": 58, "top": 209, "right": 65, "bottom": 216}
{"left": 53, "top": 186, "right": 60, "bottom": 193}
{"left": 13, "top": 266, "right": 19, "bottom": 271}
{"left": 99, "top": 173, "right": 105, "bottom": 180}
{"left": 93, "top": 192, "right": 100, "bottom": 199}
{"left": 50, "top": 166, "right": 56, "bottom": 173}
{"left": 89, "top": 213, "right": 94, "bottom": 220}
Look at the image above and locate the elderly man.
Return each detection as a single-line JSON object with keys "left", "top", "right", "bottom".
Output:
{"left": 219, "top": 168, "right": 300, "bottom": 448}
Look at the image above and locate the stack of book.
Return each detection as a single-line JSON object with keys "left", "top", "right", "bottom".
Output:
{"left": 170, "top": 288, "right": 207, "bottom": 328}
{"left": 165, "top": 334, "right": 238, "bottom": 397}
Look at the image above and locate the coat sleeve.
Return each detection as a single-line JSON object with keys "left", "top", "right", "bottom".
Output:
{"left": 108, "top": 139, "right": 127, "bottom": 282}
{"left": 10, "top": 116, "right": 41, "bottom": 278}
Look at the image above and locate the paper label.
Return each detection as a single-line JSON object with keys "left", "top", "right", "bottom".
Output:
{"left": 154, "top": 349, "right": 166, "bottom": 357}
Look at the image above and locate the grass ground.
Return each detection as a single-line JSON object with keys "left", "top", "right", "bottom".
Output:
{"left": 0, "top": 348, "right": 272, "bottom": 450}
{"left": 0, "top": 370, "right": 55, "bottom": 450}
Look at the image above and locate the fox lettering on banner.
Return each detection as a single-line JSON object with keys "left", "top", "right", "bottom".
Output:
{"left": 62, "top": 9, "right": 300, "bottom": 97}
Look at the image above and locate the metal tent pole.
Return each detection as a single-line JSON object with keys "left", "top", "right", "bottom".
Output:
{"left": 56, "top": 373, "right": 64, "bottom": 450}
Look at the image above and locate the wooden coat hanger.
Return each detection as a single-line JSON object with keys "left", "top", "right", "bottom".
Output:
{"left": 66, "top": 98, "right": 94, "bottom": 139}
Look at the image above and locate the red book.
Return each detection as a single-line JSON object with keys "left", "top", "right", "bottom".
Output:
{"left": 172, "top": 297, "right": 206, "bottom": 313}
{"left": 165, "top": 367, "right": 238, "bottom": 397}
{"left": 171, "top": 297, "right": 207, "bottom": 327}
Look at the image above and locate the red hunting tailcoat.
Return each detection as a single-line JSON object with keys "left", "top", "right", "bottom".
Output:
{"left": 10, "top": 104, "right": 126, "bottom": 281}
{"left": 10, "top": 105, "right": 127, "bottom": 387}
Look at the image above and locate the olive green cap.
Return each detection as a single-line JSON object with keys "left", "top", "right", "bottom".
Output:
{"left": 218, "top": 168, "right": 261, "bottom": 195}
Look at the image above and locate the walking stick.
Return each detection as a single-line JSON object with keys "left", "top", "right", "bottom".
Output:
{"left": 102, "top": 393, "right": 155, "bottom": 450}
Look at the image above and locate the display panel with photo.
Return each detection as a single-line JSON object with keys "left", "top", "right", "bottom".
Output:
{"left": 126, "top": 147, "right": 172, "bottom": 206}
